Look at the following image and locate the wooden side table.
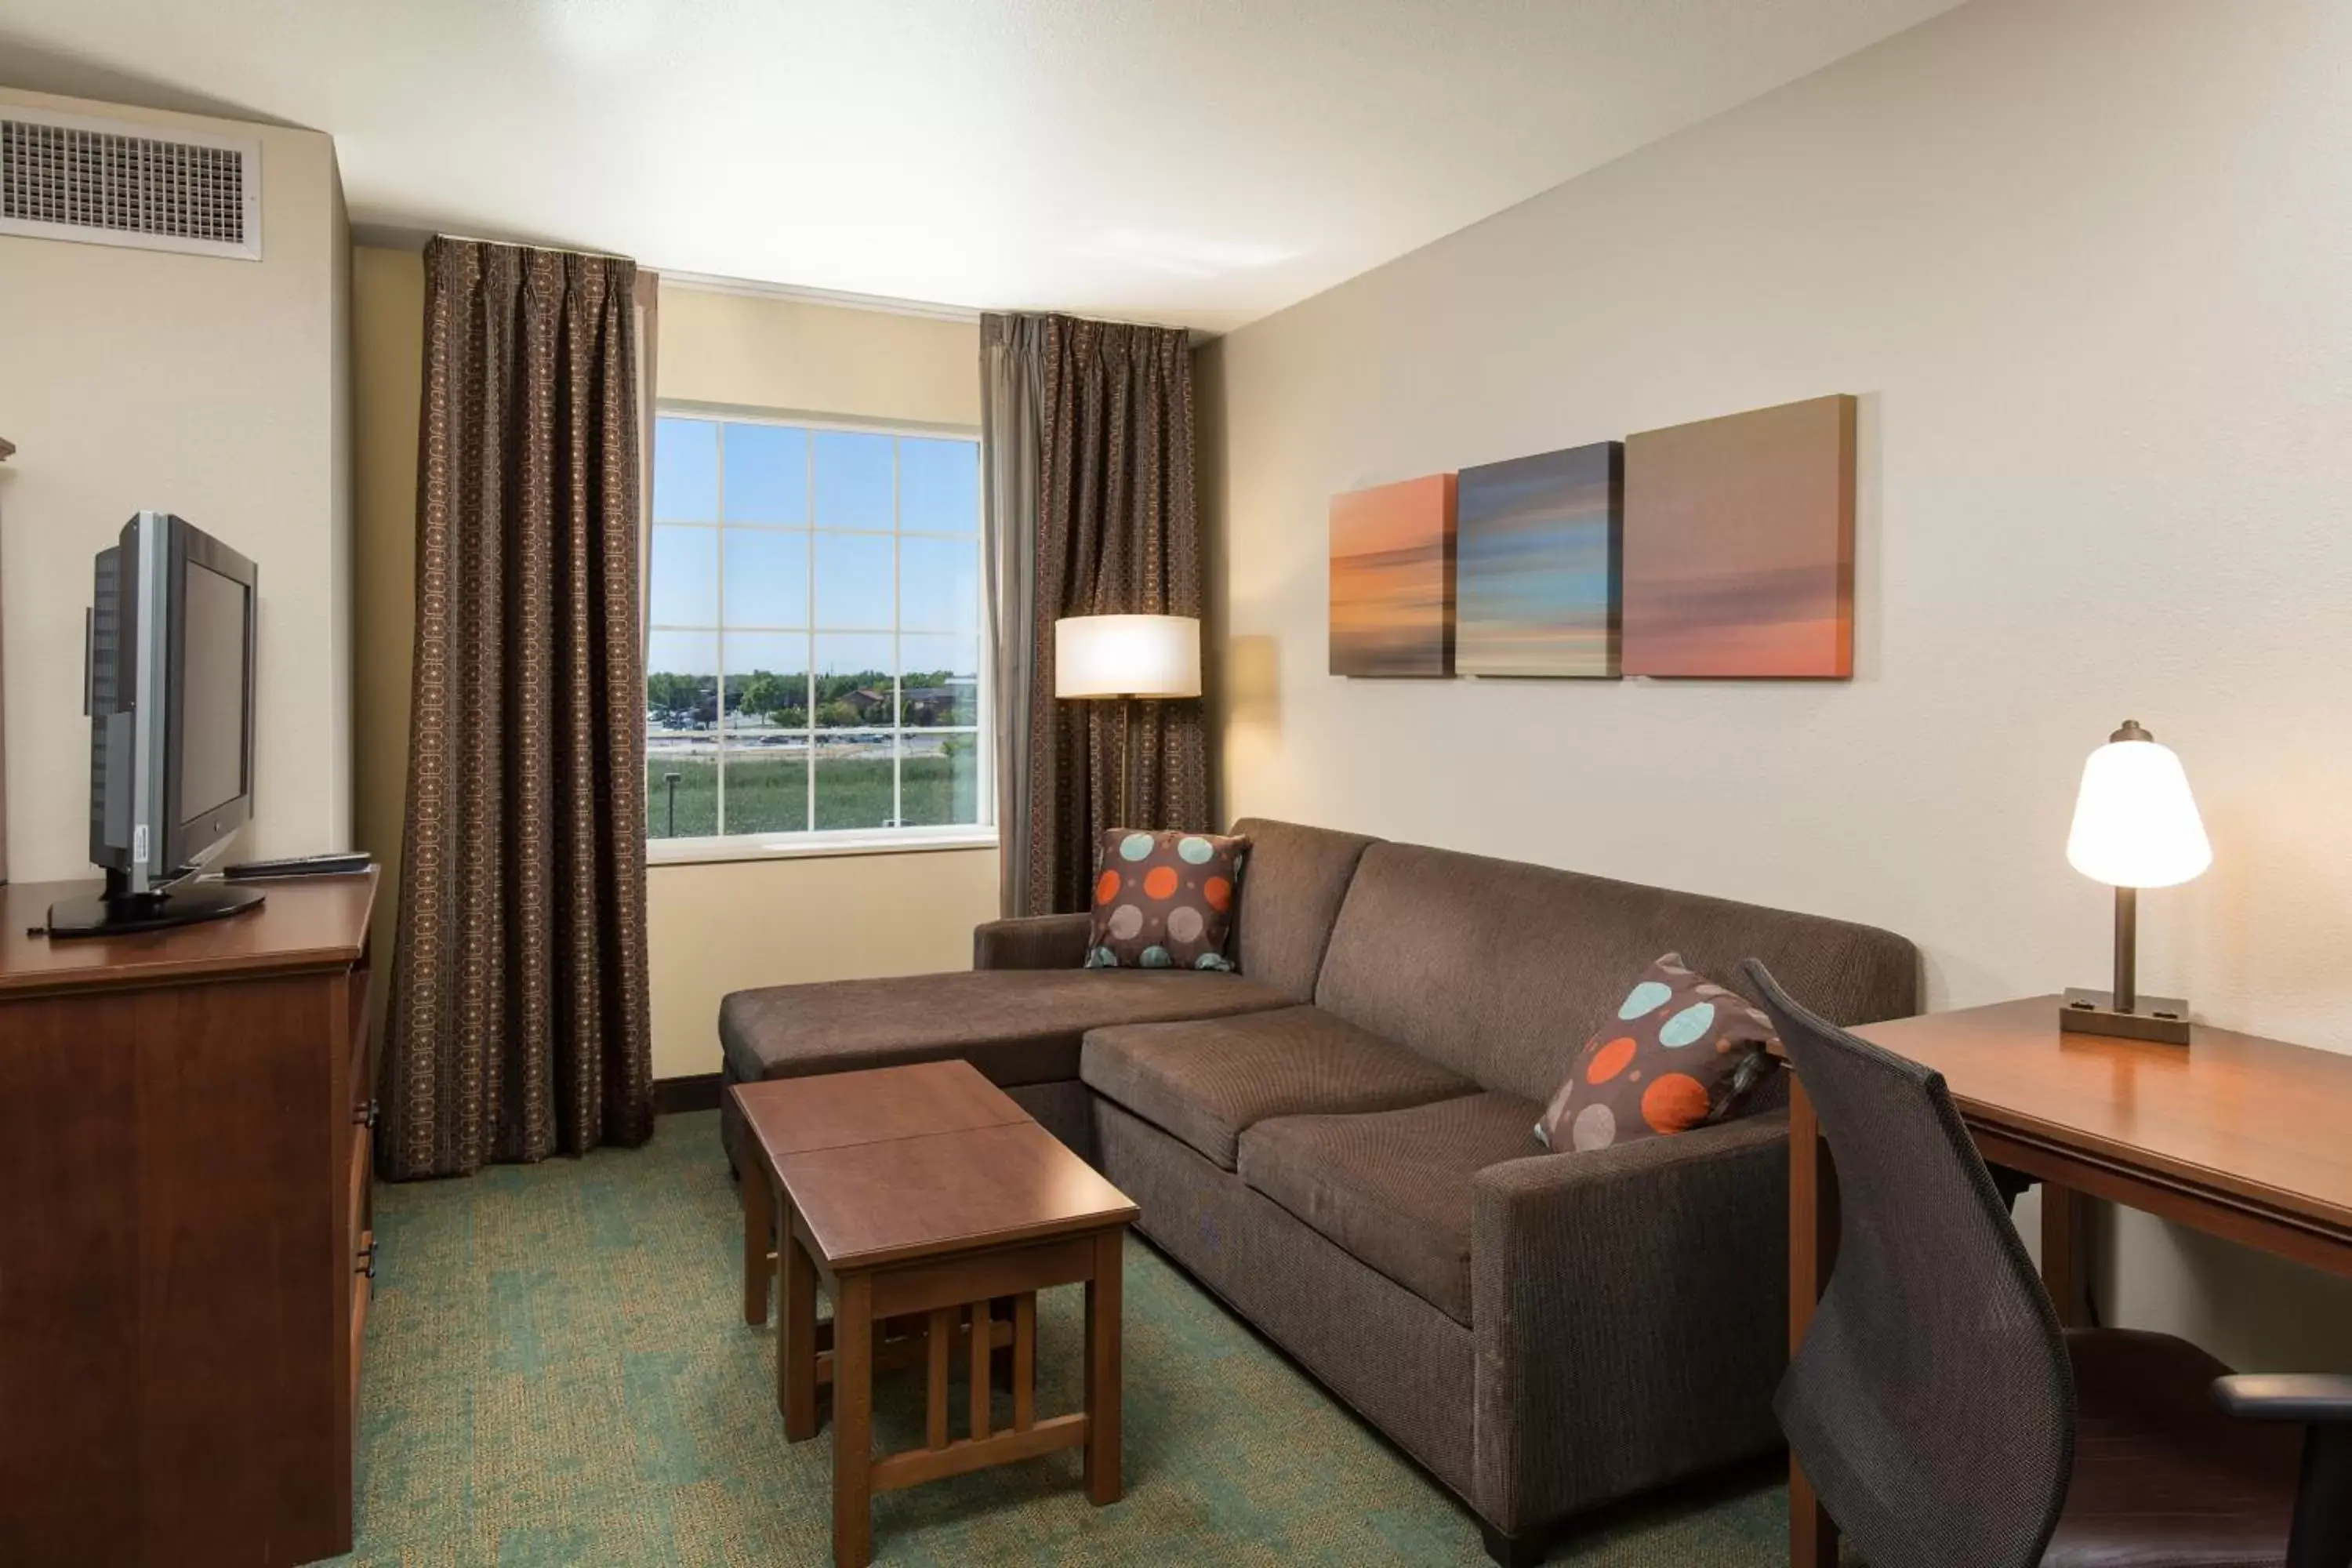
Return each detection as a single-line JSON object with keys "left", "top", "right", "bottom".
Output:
{"left": 733, "top": 1061, "right": 1137, "bottom": 1568}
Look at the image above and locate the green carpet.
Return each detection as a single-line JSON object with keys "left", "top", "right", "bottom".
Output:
{"left": 332, "top": 1109, "right": 1789, "bottom": 1566}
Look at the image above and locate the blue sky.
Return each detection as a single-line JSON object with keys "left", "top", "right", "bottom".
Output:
{"left": 650, "top": 418, "right": 980, "bottom": 675}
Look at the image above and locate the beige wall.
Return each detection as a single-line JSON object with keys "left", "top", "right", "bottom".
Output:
{"left": 348, "top": 263, "right": 995, "bottom": 1080}
{"left": 657, "top": 284, "right": 982, "bottom": 427}
{"left": 1204, "top": 0, "right": 2352, "bottom": 1373}
{"left": 0, "top": 88, "right": 351, "bottom": 880}
{"left": 350, "top": 246, "right": 423, "bottom": 1006}
{"left": 646, "top": 848, "right": 1001, "bottom": 1076}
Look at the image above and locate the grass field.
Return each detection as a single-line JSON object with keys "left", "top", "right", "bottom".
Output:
{"left": 645, "top": 753, "right": 978, "bottom": 837}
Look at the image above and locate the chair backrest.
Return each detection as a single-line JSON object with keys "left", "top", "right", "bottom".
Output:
{"left": 1746, "top": 960, "right": 2074, "bottom": 1568}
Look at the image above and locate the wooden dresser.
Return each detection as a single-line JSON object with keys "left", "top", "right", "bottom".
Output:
{"left": 0, "top": 870, "right": 379, "bottom": 1568}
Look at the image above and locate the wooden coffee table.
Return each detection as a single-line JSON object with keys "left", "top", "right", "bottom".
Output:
{"left": 733, "top": 1060, "right": 1138, "bottom": 1568}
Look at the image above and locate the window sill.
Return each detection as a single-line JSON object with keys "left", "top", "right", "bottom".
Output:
{"left": 646, "top": 829, "right": 999, "bottom": 868}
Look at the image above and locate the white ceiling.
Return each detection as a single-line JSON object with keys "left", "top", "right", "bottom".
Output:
{"left": 0, "top": 0, "right": 1962, "bottom": 332}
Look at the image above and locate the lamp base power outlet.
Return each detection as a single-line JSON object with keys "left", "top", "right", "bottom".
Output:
{"left": 2060, "top": 987, "right": 2192, "bottom": 1045}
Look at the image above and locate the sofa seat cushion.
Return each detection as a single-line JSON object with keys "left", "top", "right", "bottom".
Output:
{"left": 1080, "top": 1005, "right": 1475, "bottom": 1171}
{"left": 1237, "top": 1093, "right": 1547, "bottom": 1324}
{"left": 719, "top": 969, "right": 1291, "bottom": 1091}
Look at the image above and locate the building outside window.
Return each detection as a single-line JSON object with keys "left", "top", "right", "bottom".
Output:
{"left": 644, "top": 411, "right": 987, "bottom": 852}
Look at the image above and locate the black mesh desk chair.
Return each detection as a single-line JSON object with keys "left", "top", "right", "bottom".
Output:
{"left": 1747, "top": 960, "right": 2352, "bottom": 1568}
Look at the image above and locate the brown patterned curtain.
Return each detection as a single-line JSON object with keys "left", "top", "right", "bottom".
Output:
{"left": 983, "top": 313, "right": 1210, "bottom": 916}
{"left": 382, "top": 237, "right": 655, "bottom": 1179}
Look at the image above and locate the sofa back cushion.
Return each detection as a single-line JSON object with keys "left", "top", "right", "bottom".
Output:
{"left": 1226, "top": 818, "right": 1381, "bottom": 1002}
{"left": 1314, "top": 842, "right": 1918, "bottom": 1105}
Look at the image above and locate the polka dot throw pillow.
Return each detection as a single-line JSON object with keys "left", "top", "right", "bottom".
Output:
{"left": 1534, "top": 953, "right": 1783, "bottom": 1153}
{"left": 1083, "top": 829, "right": 1250, "bottom": 971}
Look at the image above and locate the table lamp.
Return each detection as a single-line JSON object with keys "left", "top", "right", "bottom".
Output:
{"left": 2061, "top": 719, "right": 2211, "bottom": 1044}
{"left": 1054, "top": 614, "right": 1202, "bottom": 827}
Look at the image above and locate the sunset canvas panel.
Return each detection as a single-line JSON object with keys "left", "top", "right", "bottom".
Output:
{"left": 1329, "top": 473, "right": 1456, "bottom": 677}
{"left": 1622, "top": 394, "right": 1856, "bottom": 678}
{"left": 1457, "top": 441, "right": 1623, "bottom": 677}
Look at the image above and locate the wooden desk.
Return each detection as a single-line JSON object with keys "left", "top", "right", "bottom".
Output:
{"left": 1787, "top": 995, "right": 2352, "bottom": 1566}
{"left": 0, "top": 872, "right": 379, "bottom": 1568}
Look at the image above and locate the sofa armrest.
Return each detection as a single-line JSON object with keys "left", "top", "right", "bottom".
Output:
{"left": 973, "top": 912, "right": 1093, "bottom": 971}
{"left": 1468, "top": 1109, "right": 1791, "bottom": 1534}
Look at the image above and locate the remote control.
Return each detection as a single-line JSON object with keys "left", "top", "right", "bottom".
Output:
{"left": 223, "top": 851, "right": 375, "bottom": 880}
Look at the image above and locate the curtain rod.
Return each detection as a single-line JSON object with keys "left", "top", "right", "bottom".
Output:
{"left": 430, "top": 230, "right": 634, "bottom": 263}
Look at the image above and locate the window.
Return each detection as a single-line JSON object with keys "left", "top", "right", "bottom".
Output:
{"left": 645, "top": 412, "right": 987, "bottom": 851}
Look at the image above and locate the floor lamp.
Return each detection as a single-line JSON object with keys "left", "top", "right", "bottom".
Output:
{"left": 1053, "top": 614, "right": 1202, "bottom": 828}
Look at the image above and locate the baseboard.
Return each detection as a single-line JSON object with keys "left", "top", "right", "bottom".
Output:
{"left": 654, "top": 1073, "right": 722, "bottom": 1115}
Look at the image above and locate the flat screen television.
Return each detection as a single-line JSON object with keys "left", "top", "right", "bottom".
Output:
{"left": 47, "top": 511, "right": 263, "bottom": 938}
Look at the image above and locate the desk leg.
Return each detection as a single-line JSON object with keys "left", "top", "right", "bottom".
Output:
{"left": 782, "top": 1218, "right": 820, "bottom": 1441}
{"left": 832, "top": 1271, "right": 874, "bottom": 1568}
{"left": 742, "top": 1160, "right": 773, "bottom": 1326}
{"left": 2042, "top": 1181, "right": 2089, "bottom": 1329}
{"left": 1789, "top": 1074, "right": 1840, "bottom": 1568}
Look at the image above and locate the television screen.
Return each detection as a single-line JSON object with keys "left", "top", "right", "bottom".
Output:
{"left": 62, "top": 511, "right": 261, "bottom": 938}
{"left": 178, "top": 558, "right": 251, "bottom": 822}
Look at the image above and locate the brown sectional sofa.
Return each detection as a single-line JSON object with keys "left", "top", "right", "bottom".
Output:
{"left": 717, "top": 818, "right": 1916, "bottom": 1563}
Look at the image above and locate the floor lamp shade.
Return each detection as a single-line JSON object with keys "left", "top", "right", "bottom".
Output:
{"left": 1054, "top": 615, "right": 1202, "bottom": 700}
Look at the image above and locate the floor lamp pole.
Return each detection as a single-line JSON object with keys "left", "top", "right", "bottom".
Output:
{"left": 1121, "top": 697, "right": 1142, "bottom": 828}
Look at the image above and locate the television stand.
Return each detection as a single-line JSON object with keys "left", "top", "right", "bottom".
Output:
{"left": 42, "top": 869, "right": 266, "bottom": 938}
{"left": 0, "top": 869, "right": 378, "bottom": 1566}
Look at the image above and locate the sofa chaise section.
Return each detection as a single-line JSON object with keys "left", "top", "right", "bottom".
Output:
{"left": 718, "top": 967, "right": 1292, "bottom": 1171}
{"left": 717, "top": 817, "right": 1378, "bottom": 1174}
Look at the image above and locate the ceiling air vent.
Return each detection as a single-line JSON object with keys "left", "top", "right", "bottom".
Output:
{"left": 0, "top": 107, "right": 261, "bottom": 261}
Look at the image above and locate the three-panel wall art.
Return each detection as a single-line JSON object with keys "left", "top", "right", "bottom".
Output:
{"left": 1330, "top": 394, "right": 1857, "bottom": 681}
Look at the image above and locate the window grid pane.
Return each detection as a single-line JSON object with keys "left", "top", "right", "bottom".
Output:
{"left": 713, "top": 423, "right": 728, "bottom": 833}
{"left": 893, "top": 438, "right": 903, "bottom": 829}
{"left": 648, "top": 415, "right": 984, "bottom": 841}
{"left": 807, "top": 440, "right": 818, "bottom": 829}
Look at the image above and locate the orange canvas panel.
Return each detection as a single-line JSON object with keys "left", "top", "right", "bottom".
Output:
{"left": 1329, "top": 472, "right": 1457, "bottom": 678}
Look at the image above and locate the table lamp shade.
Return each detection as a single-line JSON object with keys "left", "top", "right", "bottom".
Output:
{"left": 1054, "top": 615, "right": 1202, "bottom": 700}
{"left": 2065, "top": 730, "right": 2211, "bottom": 890}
